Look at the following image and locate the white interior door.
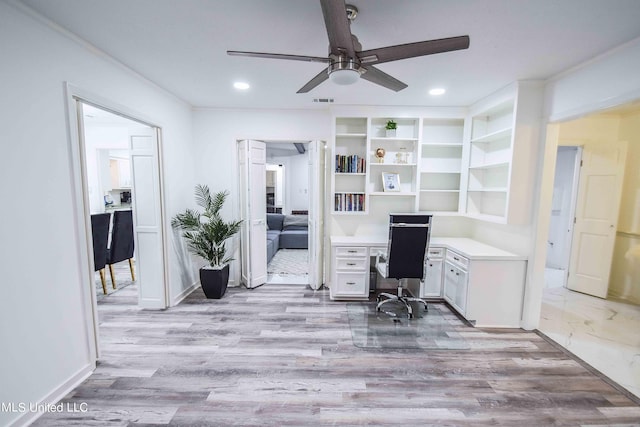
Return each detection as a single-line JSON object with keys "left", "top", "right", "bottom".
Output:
{"left": 130, "top": 133, "right": 168, "bottom": 308}
{"left": 238, "top": 140, "right": 267, "bottom": 288}
{"left": 308, "top": 141, "right": 326, "bottom": 290}
{"left": 567, "top": 141, "right": 627, "bottom": 298}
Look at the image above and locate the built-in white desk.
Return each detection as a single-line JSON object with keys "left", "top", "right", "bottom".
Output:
{"left": 330, "top": 236, "right": 527, "bottom": 328}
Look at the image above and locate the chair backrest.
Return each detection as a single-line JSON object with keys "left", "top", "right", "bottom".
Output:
{"left": 386, "top": 214, "right": 432, "bottom": 280}
{"left": 91, "top": 213, "right": 111, "bottom": 271}
{"left": 108, "top": 210, "right": 135, "bottom": 264}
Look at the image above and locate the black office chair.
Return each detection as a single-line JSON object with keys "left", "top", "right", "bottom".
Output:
{"left": 375, "top": 213, "right": 432, "bottom": 318}
{"left": 107, "top": 210, "right": 135, "bottom": 288}
{"left": 91, "top": 213, "right": 111, "bottom": 294}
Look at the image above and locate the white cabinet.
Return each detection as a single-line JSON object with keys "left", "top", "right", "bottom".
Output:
{"left": 109, "top": 157, "right": 131, "bottom": 189}
{"left": 442, "top": 250, "right": 469, "bottom": 313}
{"left": 442, "top": 247, "right": 526, "bottom": 327}
{"left": 465, "top": 82, "right": 544, "bottom": 224}
{"left": 421, "top": 247, "right": 444, "bottom": 297}
{"left": 330, "top": 245, "right": 369, "bottom": 299}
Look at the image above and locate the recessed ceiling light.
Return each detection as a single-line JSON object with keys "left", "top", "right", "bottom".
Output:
{"left": 429, "top": 88, "right": 446, "bottom": 96}
{"left": 233, "top": 82, "right": 250, "bottom": 90}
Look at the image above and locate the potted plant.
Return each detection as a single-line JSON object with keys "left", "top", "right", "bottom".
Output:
{"left": 171, "top": 185, "right": 242, "bottom": 299}
{"left": 385, "top": 119, "right": 397, "bottom": 137}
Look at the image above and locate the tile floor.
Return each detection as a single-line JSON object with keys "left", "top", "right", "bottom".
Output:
{"left": 539, "top": 286, "right": 640, "bottom": 399}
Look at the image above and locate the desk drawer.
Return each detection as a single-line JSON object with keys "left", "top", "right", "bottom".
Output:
{"left": 335, "top": 256, "right": 367, "bottom": 271}
{"left": 335, "top": 246, "right": 368, "bottom": 257}
{"left": 334, "top": 272, "right": 367, "bottom": 296}
{"left": 426, "top": 247, "right": 444, "bottom": 259}
{"left": 446, "top": 250, "right": 469, "bottom": 270}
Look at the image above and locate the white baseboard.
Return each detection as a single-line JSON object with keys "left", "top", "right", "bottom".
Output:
{"left": 9, "top": 363, "right": 94, "bottom": 427}
{"left": 172, "top": 280, "right": 199, "bottom": 306}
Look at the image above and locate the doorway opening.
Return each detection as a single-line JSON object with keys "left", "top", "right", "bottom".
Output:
{"left": 537, "top": 100, "right": 640, "bottom": 399}
{"left": 238, "top": 139, "right": 326, "bottom": 290}
{"left": 265, "top": 141, "right": 310, "bottom": 285}
{"left": 67, "top": 88, "right": 169, "bottom": 360}
{"left": 81, "top": 103, "right": 146, "bottom": 302}
{"left": 544, "top": 146, "right": 581, "bottom": 289}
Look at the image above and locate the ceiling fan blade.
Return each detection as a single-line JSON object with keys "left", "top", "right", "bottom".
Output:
{"left": 360, "top": 66, "right": 408, "bottom": 92}
{"left": 297, "top": 68, "right": 330, "bottom": 93}
{"left": 227, "top": 51, "right": 330, "bottom": 63}
{"left": 358, "top": 36, "right": 470, "bottom": 65}
{"left": 320, "top": 0, "right": 356, "bottom": 57}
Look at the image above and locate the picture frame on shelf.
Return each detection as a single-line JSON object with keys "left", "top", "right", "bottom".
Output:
{"left": 382, "top": 172, "right": 401, "bottom": 192}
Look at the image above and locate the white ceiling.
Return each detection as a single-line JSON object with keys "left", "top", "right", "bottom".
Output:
{"left": 19, "top": 0, "right": 640, "bottom": 110}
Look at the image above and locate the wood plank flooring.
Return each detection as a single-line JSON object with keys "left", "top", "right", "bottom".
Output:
{"left": 34, "top": 284, "right": 640, "bottom": 426}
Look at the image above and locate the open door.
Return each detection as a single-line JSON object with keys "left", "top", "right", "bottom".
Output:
{"left": 238, "top": 140, "right": 267, "bottom": 288}
{"left": 567, "top": 141, "right": 627, "bottom": 298}
{"left": 130, "top": 133, "right": 168, "bottom": 308}
{"left": 308, "top": 140, "right": 326, "bottom": 290}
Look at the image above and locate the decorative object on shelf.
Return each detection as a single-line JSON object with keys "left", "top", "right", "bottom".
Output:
{"left": 382, "top": 172, "right": 401, "bottom": 192}
{"left": 395, "top": 147, "right": 409, "bottom": 164}
{"left": 171, "top": 185, "right": 242, "bottom": 299}
{"left": 385, "top": 120, "right": 397, "bottom": 137}
{"left": 375, "top": 147, "right": 386, "bottom": 163}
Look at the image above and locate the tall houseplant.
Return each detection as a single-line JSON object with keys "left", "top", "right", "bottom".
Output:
{"left": 172, "top": 185, "right": 242, "bottom": 298}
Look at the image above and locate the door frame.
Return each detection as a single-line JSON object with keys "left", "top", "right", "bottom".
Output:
{"left": 237, "top": 139, "right": 327, "bottom": 288}
{"left": 546, "top": 145, "right": 582, "bottom": 279}
{"left": 64, "top": 83, "right": 170, "bottom": 361}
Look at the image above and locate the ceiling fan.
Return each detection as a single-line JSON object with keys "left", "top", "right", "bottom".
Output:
{"left": 227, "top": 0, "right": 470, "bottom": 93}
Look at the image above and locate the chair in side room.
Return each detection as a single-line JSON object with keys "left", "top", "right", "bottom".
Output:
{"left": 91, "top": 213, "right": 111, "bottom": 294}
{"left": 107, "top": 210, "right": 135, "bottom": 288}
{"left": 375, "top": 213, "right": 432, "bottom": 318}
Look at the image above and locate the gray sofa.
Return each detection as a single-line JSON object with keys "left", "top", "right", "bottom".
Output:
{"left": 266, "top": 213, "right": 308, "bottom": 263}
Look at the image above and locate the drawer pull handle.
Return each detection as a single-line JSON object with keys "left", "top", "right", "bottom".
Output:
{"left": 347, "top": 250, "right": 357, "bottom": 253}
{"left": 453, "top": 257, "right": 460, "bottom": 261}
{"left": 346, "top": 282, "right": 356, "bottom": 285}
{"left": 346, "top": 263, "right": 356, "bottom": 266}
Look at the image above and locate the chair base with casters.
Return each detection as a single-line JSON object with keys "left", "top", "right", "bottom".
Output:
{"left": 376, "top": 281, "right": 428, "bottom": 319}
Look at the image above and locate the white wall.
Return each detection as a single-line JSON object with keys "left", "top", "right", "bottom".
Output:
{"left": 0, "top": 3, "right": 196, "bottom": 426}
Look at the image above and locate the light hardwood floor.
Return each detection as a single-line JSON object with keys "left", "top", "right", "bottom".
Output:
{"left": 34, "top": 283, "right": 640, "bottom": 426}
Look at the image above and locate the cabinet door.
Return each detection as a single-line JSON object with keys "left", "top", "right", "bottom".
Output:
{"left": 443, "top": 260, "right": 457, "bottom": 305}
{"left": 454, "top": 268, "right": 468, "bottom": 314}
{"left": 422, "top": 258, "right": 443, "bottom": 297}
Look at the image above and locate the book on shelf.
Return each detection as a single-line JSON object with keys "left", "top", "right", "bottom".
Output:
{"left": 335, "top": 154, "right": 366, "bottom": 173}
{"left": 334, "top": 193, "right": 365, "bottom": 212}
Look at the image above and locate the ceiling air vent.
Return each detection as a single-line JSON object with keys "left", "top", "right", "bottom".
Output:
{"left": 313, "top": 98, "right": 334, "bottom": 103}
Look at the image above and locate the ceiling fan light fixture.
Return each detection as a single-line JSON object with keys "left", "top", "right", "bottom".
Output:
{"left": 329, "top": 69, "right": 360, "bottom": 85}
{"left": 328, "top": 57, "right": 363, "bottom": 85}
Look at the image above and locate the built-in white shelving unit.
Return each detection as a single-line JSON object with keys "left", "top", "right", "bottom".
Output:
{"left": 333, "top": 117, "right": 368, "bottom": 214}
{"left": 419, "top": 118, "right": 465, "bottom": 212}
{"left": 465, "top": 81, "right": 544, "bottom": 224}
